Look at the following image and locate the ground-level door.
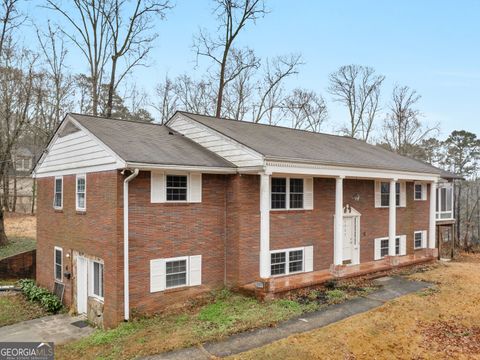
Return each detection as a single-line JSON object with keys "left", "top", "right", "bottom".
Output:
{"left": 343, "top": 205, "right": 361, "bottom": 265}
{"left": 76, "top": 255, "right": 88, "bottom": 314}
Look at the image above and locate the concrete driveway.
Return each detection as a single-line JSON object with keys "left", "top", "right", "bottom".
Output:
{"left": 0, "top": 314, "right": 94, "bottom": 345}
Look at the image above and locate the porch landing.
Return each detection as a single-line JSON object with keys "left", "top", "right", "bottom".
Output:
{"left": 244, "top": 250, "right": 437, "bottom": 296}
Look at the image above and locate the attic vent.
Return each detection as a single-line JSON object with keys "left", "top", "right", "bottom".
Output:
{"left": 168, "top": 131, "right": 175, "bottom": 135}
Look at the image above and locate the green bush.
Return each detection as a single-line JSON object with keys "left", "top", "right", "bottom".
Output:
{"left": 18, "top": 279, "right": 62, "bottom": 313}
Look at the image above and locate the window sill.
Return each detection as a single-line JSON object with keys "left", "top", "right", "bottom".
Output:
{"left": 88, "top": 295, "right": 104, "bottom": 303}
{"left": 53, "top": 209, "right": 63, "bottom": 213}
{"left": 76, "top": 210, "right": 87, "bottom": 215}
{"left": 163, "top": 284, "right": 200, "bottom": 294}
{"left": 270, "top": 209, "right": 312, "bottom": 213}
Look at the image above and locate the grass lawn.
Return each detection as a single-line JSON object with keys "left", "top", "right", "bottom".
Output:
{"left": 233, "top": 254, "right": 480, "bottom": 360}
{"left": 0, "top": 237, "right": 36, "bottom": 260}
{"left": 0, "top": 292, "right": 48, "bottom": 327}
{"left": 0, "top": 213, "right": 36, "bottom": 260}
{"left": 57, "top": 280, "right": 376, "bottom": 360}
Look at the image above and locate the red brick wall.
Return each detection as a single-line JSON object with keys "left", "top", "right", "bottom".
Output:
{"left": 0, "top": 250, "right": 36, "bottom": 279}
{"left": 36, "top": 171, "right": 123, "bottom": 328}
{"left": 127, "top": 171, "right": 228, "bottom": 315}
{"left": 226, "top": 174, "right": 260, "bottom": 286}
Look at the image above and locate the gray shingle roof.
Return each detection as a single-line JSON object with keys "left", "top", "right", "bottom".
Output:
{"left": 70, "top": 113, "right": 234, "bottom": 168}
{"left": 179, "top": 112, "right": 459, "bottom": 178}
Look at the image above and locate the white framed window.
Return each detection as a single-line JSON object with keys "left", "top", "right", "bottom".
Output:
{"left": 54, "top": 246, "right": 63, "bottom": 282}
{"left": 375, "top": 181, "right": 406, "bottom": 208}
{"left": 150, "top": 255, "right": 202, "bottom": 292}
{"left": 53, "top": 176, "right": 63, "bottom": 209}
{"left": 414, "top": 230, "right": 427, "bottom": 249}
{"left": 269, "top": 246, "right": 313, "bottom": 276}
{"left": 89, "top": 260, "right": 104, "bottom": 300}
{"left": 76, "top": 174, "right": 86, "bottom": 211}
{"left": 436, "top": 183, "right": 454, "bottom": 220}
{"left": 414, "top": 182, "right": 427, "bottom": 201}
{"left": 270, "top": 177, "right": 314, "bottom": 210}
{"left": 151, "top": 172, "right": 202, "bottom": 203}
{"left": 374, "top": 235, "right": 406, "bottom": 260}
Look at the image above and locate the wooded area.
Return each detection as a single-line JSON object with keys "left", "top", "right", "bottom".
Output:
{"left": 0, "top": 0, "right": 478, "bottom": 249}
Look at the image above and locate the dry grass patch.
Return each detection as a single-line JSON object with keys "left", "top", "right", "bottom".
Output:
{"left": 232, "top": 255, "right": 480, "bottom": 360}
{"left": 0, "top": 291, "right": 48, "bottom": 327}
{"left": 4, "top": 213, "right": 36, "bottom": 239}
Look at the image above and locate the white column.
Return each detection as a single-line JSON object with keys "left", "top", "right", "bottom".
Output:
{"left": 259, "top": 172, "right": 271, "bottom": 278}
{"left": 334, "top": 176, "right": 344, "bottom": 266}
{"left": 429, "top": 180, "right": 437, "bottom": 248}
{"left": 388, "top": 179, "right": 397, "bottom": 256}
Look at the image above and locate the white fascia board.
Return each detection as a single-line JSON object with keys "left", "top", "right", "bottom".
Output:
{"left": 34, "top": 163, "right": 122, "bottom": 178}
{"left": 265, "top": 160, "right": 441, "bottom": 182}
{"left": 125, "top": 162, "right": 237, "bottom": 174}
{"left": 169, "top": 113, "right": 265, "bottom": 162}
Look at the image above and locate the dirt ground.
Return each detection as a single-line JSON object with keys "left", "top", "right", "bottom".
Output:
{"left": 4, "top": 213, "right": 36, "bottom": 239}
{"left": 232, "top": 254, "right": 480, "bottom": 360}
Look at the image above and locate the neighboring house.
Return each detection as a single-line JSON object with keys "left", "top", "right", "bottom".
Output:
{"left": 32, "top": 112, "right": 459, "bottom": 328}
{"left": 0, "top": 146, "right": 37, "bottom": 213}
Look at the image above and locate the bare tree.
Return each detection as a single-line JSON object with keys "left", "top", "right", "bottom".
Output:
{"left": 251, "top": 54, "right": 302, "bottom": 124}
{"left": 382, "top": 85, "right": 438, "bottom": 156}
{"left": 328, "top": 65, "right": 384, "bottom": 141}
{"left": 282, "top": 88, "right": 328, "bottom": 132}
{"left": 153, "top": 75, "right": 177, "bottom": 124}
{"left": 194, "top": 0, "right": 267, "bottom": 118}
{"left": 46, "top": 0, "right": 112, "bottom": 116}
{"left": 102, "top": 0, "right": 172, "bottom": 117}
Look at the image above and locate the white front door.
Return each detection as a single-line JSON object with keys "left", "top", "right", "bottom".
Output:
{"left": 342, "top": 213, "right": 360, "bottom": 265}
{"left": 76, "top": 256, "right": 88, "bottom": 314}
{"left": 343, "top": 217, "right": 354, "bottom": 262}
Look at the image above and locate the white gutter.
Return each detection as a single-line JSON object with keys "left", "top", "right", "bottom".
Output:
{"left": 123, "top": 168, "right": 139, "bottom": 321}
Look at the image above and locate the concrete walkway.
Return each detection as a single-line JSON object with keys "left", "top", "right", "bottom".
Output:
{"left": 0, "top": 314, "right": 94, "bottom": 345}
{"left": 145, "top": 276, "right": 432, "bottom": 360}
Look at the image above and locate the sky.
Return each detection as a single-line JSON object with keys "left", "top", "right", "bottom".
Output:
{"left": 22, "top": 0, "right": 480, "bottom": 139}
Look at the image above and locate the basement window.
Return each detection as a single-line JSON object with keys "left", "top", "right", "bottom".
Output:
{"left": 270, "top": 248, "right": 304, "bottom": 276}
{"left": 91, "top": 261, "right": 104, "bottom": 299}
{"left": 54, "top": 247, "right": 63, "bottom": 282}
{"left": 166, "top": 259, "right": 187, "bottom": 288}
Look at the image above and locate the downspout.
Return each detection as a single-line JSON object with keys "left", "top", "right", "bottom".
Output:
{"left": 123, "top": 168, "right": 139, "bottom": 321}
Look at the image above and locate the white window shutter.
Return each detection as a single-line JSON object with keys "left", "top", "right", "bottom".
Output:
{"left": 400, "top": 182, "right": 407, "bottom": 207}
{"left": 150, "top": 259, "right": 166, "bottom": 292}
{"left": 422, "top": 184, "right": 427, "bottom": 200}
{"left": 189, "top": 255, "right": 202, "bottom": 286}
{"left": 400, "top": 235, "right": 407, "bottom": 255}
{"left": 304, "top": 246, "right": 313, "bottom": 272}
{"left": 374, "top": 181, "right": 381, "bottom": 208}
{"left": 422, "top": 230, "right": 428, "bottom": 248}
{"left": 374, "top": 238, "right": 381, "bottom": 260}
{"left": 189, "top": 173, "right": 202, "bottom": 203}
{"left": 304, "top": 178, "right": 314, "bottom": 210}
{"left": 151, "top": 171, "right": 165, "bottom": 203}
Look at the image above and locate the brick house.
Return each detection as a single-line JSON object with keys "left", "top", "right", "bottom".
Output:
{"left": 32, "top": 112, "right": 458, "bottom": 328}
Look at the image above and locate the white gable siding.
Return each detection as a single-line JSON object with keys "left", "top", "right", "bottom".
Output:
{"left": 169, "top": 115, "right": 263, "bottom": 167}
{"left": 35, "top": 126, "right": 122, "bottom": 177}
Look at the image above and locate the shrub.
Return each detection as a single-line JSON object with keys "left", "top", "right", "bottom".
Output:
{"left": 17, "top": 279, "right": 62, "bottom": 313}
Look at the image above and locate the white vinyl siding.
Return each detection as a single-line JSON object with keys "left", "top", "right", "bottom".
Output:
{"left": 76, "top": 174, "right": 86, "bottom": 211}
{"left": 374, "top": 181, "right": 406, "bottom": 208}
{"left": 374, "top": 235, "right": 407, "bottom": 260}
{"left": 53, "top": 176, "right": 63, "bottom": 209}
{"left": 150, "top": 255, "right": 202, "bottom": 292}
{"left": 269, "top": 246, "right": 313, "bottom": 277}
{"left": 414, "top": 230, "right": 427, "bottom": 249}
{"left": 168, "top": 115, "right": 263, "bottom": 167}
{"left": 151, "top": 172, "right": 202, "bottom": 203}
{"left": 54, "top": 247, "right": 63, "bottom": 282}
{"left": 35, "top": 122, "right": 122, "bottom": 177}
{"left": 414, "top": 182, "right": 427, "bottom": 201}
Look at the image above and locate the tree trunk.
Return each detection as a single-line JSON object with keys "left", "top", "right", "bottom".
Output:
{"left": 0, "top": 208, "right": 8, "bottom": 246}
{"left": 12, "top": 173, "right": 17, "bottom": 212}
{"left": 106, "top": 56, "right": 118, "bottom": 118}
{"left": 456, "top": 182, "right": 462, "bottom": 246}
